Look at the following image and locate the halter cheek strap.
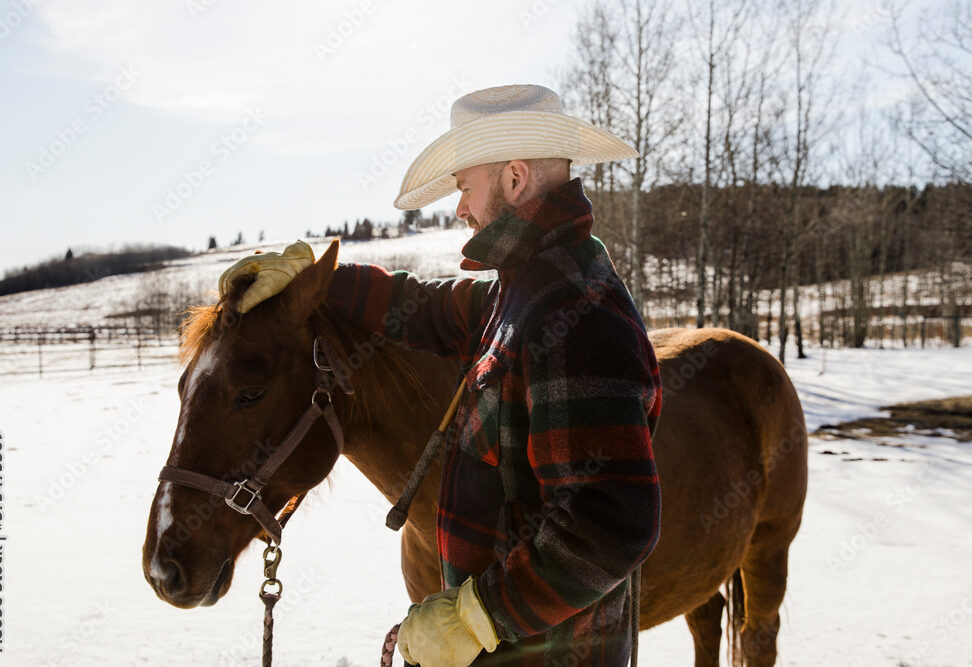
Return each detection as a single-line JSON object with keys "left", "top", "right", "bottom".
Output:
{"left": 158, "top": 335, "right": 351, "bottom": 545}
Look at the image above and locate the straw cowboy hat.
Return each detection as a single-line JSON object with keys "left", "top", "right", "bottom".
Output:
{"left": 393, "top": 84, "right": 638, "bottom": 210}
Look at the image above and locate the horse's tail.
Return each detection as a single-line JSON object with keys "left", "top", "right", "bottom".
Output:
{"left": 725, "top": 568, "right": 745, "bottom": 667}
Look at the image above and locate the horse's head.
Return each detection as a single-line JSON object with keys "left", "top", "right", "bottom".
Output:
{"left": 143, "top": 239, "right": 342, "bottom": 608}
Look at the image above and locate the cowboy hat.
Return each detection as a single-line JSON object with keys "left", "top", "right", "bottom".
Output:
{"left": 393, "top": 84, "right": 638, "bottom": 210}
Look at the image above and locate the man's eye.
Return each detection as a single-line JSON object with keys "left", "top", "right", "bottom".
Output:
{"left": 236, "top": 388, "right": 265, "bottom": 405}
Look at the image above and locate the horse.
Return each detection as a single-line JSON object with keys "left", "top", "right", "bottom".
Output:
{"left": 142, "top": 239, "right": 808, "bottom": 666}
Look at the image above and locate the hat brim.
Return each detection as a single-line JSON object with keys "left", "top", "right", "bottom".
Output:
{"left": 392, "top": 111, "right": 638, "bottom": 210}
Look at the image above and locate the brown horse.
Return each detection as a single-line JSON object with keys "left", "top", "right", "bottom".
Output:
{"left": 143, "top": 240, "right": 808, "bottom": 666}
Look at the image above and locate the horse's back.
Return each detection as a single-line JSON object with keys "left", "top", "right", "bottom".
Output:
{"left": 652, "top": 327, "right": 808, "bottom": 525}
{"left": 638, "top": 327, "right": 808, "bottom": 627}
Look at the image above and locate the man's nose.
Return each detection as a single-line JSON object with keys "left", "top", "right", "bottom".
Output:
{"left": 455, "top": 197, "right": 468, "bottom": 221}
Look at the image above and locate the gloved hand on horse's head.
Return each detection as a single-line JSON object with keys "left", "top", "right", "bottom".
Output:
{"left": 218, "top": 240, "right": 316, "bottom": 314}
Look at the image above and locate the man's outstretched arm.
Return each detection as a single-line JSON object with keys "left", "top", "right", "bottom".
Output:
{"left": 325, "top": 262, "right": 496, "bottom": 361}
{"left": 218, "top": 240, "right": 497, "bottom": 361}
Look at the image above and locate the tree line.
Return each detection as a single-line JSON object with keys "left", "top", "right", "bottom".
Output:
{"left": 561, "top": 0, "right": 971, "bottom": 360}
{"left": 0, "top": 245, "right": 192, "bottom": 297}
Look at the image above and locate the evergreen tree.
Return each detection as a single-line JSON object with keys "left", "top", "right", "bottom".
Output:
{"left": 207, "top": 236, "right": 218, "bottom": 250}
{"left": 402, "top": 209, "right": 422, "bottom": 234}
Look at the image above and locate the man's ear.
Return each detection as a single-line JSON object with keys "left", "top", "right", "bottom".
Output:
{"left": 279, "top": 238, "right": 340, "bottom": 327}
{"left": 503, "top": 160, "right": 531, "bottom": 206}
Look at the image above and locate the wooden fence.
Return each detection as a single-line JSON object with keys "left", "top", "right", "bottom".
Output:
{"left": 0, "top": 326, "right": 179, "bottom": 377}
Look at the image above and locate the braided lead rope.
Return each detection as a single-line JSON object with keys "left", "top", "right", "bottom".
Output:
{"left": 631, "top": 567, "right": 641, "bottom": 666}
{"left": 258, "top": 541, "right": 284, "bottom": 667}
{"left": 381, "top": 378, "right": 467, "bottom": 664}
{"left": 261, "top": 589, "right": 281, "bottom": 667}
{"left": 385, "top": 378, "right": 466, "bottom": 531}
{"left": 380, "top": 623, "right": 400, "bottom": 667}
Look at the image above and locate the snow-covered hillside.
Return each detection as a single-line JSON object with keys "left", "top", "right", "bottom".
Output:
{"left": 0, "top": 228, "right": 969, "bottom": 666}
{"left": 0, "top": 229, "right": 490, "bottom": 330}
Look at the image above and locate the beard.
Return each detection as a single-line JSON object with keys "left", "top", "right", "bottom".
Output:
{"left": 468, "top": 172, "right": 515, "bottom": 234}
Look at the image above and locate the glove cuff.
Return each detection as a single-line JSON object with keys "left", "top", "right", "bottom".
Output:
{"left": 457, "top": 576, "right": 499, "bottom": 653}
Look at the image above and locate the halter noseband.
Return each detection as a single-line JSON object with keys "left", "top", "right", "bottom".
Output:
{"left": 157, "top": 335, "right": 353, "bottom": 545}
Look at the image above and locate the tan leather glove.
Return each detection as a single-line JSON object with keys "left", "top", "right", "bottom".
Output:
{"left": 217, "top": 240, "right": 315, "bottom": 313}
{"left": 397, "top": 576, "right": 500, "bottom": 667}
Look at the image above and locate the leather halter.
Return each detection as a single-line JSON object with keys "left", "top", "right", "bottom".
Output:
{"left": 158, "top": 335, "right": 353, "bottom": 545}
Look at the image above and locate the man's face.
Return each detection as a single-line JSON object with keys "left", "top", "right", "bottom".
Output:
{"left": 454, "top": 163, "right": 514, "bottom": 235}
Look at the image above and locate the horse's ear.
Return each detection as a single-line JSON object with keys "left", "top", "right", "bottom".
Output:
{"left": 280, "top": 238, "right": 340, "bottom": 327}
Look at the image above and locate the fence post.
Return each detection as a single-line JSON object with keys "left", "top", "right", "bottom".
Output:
{"left": 89, "top": 328, "right": 96, "bottom": 370}
{"left": 37, "top": 334, "right": 43, "bottom": 378}
{"left": 137, "top": 327, "right": 143, "bottom": 369}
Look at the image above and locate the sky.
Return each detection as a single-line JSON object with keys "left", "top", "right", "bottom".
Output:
{"left": 0, "top": 0, "right": 937, "bottom": 275}
{"left": 0, "top": 0, "right": 585, "bottom": 273}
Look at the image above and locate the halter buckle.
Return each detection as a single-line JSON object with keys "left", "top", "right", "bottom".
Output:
{"left": 226, "top": 480, "right": 261, "bottom": 514}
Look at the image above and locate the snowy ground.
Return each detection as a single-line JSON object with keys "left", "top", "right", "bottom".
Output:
{"left": 1, "top": 230, "right": 970, "bottom": 665}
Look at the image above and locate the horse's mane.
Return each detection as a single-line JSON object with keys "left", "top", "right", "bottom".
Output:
{"left": 177, "top": 278, "right": 437, "bottom": 430}
{"left": 310, "top": 309, "right": 437, "bottom": 429}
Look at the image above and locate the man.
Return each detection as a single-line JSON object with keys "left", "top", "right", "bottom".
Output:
{"left": 222, "top": 84, "right": 662, "bottom": 666}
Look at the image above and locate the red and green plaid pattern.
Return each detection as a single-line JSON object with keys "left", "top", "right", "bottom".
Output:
{"left": 327, "top": 178, "right": 662, "bottom": 665}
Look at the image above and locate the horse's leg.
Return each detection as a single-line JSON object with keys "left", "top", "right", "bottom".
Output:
{"left": 738, "top": 519, "right": 800, "bottom": 667}
{"left": 684, "top": 590, "right": 726, "bottom": 667}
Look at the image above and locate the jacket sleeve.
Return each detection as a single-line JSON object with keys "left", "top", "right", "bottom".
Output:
{"left": 325, "top": 262, "right": 497, "bottom": 361}
{"left": 476, "top": 303, "right": 662, "bottom": 640}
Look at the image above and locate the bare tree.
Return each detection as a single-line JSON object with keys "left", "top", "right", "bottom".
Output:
{"left": 562, "top": 4, "right": 623, "bottom": 270}
{"left": 685, "top": 0, "right": 751, "bottom": 329}
{"left": 614, "top": 0, "right": 682, "bottom": 319}
{"left": 776, "top": 0, "right": 839, "bottom": 364}
{"left": 886, "top": 0, "right": 972, "bottom": 184}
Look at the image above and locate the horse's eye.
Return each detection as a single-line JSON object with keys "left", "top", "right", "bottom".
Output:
{"left": 237, "top": 388, "right": 265, "bottom": 406}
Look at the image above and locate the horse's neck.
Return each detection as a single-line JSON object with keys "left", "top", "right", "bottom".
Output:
{"left": 324, "top": 322, "right": 457, "bottom": 509}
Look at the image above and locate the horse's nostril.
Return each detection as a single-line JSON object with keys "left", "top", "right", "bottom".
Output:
{"left": 155, "top": 558, "right": 187, "bottom": 598}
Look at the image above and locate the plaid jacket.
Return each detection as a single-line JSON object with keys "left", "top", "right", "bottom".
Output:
{"left": 327, "top": 178, "right": 662, "bottom": 665}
